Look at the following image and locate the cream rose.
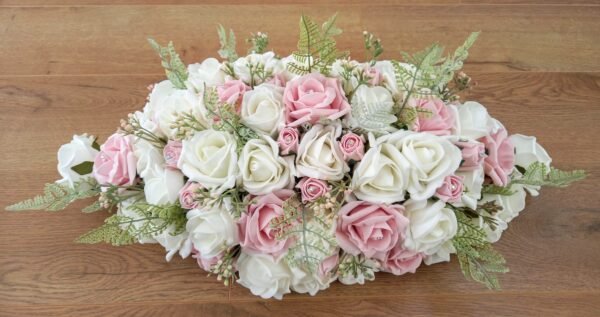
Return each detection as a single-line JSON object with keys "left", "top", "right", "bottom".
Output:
{"left": 238, "top": 137, "right": 294, "bottom": 195}
{"left": 56, "top": 134, "right": 99, "bottom": 188}
{"left": 240, "top": 83, "right": 285, "bottom": 137}
{"left": 133, "top": 138, "right": 164, "bottom": 179}
{"left": 381, "top": 131, "right": 462, "bottom": 201}
{"left": 372, "top": 60, "right": 414, "bottom": 99}
{"left": 510, "top": 134, "right": 552, "bottom": 196}
{"left": 403, "top": 199, "right": 458, "bottom": 256}
{"left": 236, "top": 252, "right": 293, "bottom": 300}
{"left": 455, "top": 101, "right": 492, "bottom": 139}
{"left": 186, "top": 206, "right": 238, "bottom": 259}
{"left": 454, "top": 166, "right": 485, "bottom": 210}
{"left": 351, "top": 141, "right": 411, "bottom": 204}
{"left": 143, "top": 166, "right": 185, "bottom": 205}
{"left": 233, "top": 51, "right": 282, "bottom": 85}
{"left": 296, "top": 123, "right": 348, "bottom": 181}
{"left": 186, "top": 57, "right": 226, "bottom": 92}
{"left": 178, "top": 129, "right": 238, "bottom": 193}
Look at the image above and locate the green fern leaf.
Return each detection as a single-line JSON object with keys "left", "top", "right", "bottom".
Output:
{"left": 217, "top": 24, "right": 238, "bottom": 62}
{"left": 6, "top": 178, "right": 99, "bottom": 212}
{"left": 481, "top": 184, "right": 516, "bottom": 196}
{"left": 512, "top": 162, "right": 586, "bottom": 188}
{"left": 349, "top": 91, "right": 397, "bottom": 134}
{"left": 76, "top": 215, "right": 137, "bottom": 246}
{"left": 148, "top": 38, "right": 188, "bottom": 89}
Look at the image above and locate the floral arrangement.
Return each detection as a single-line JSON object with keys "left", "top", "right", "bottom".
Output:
{"left": 7, "top": 14, "right": 586, "bottom": 299}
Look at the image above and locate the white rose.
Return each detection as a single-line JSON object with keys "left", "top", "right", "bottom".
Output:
{"left": 238, "top": 137, "right": 294, "bottom": 195}
{"left": 290, "top": 266, "right": 332, "bottom": 296}
{"left": 56, "top": 134, "right": 99, "bottom": 188}
{"left": 348, "top": 85, "right": 397, "bottom": 133}
{"left": 178, "top": 129, "right": 238, "bottom": 193}
{"left": 331, "top": 59, "right": 360, "bottom": 92}
{"left": 233, "top": 52, "right": 281, "bottom": 85}
{"left": 240, "top": 83, "right": 285, "bottom": 137}
{"left": 186, "top": 58, "right": 225, "bottom": 92}
{"left": 296, "top": 123, "right": 348, "bottom": 181}
{"left": 144, "top": 80, "right": 204, "bottom": 139}
{"left": 237, "top": 252, "right": 292, "bottom": 300}
{"left": 381, "top": 131, "right": 462, "bottom": 201}
{"left": 133, "top": 138, "right": 164, "bottom": 179}
{"left": 153, "top": 225, "right": 189, "bottom": 262}
{"left": 351, "top": 141, "right": 411, "bottom": 204}
{"left": 338, "top": 257, "right": 379, "bottom": 285}
{"left": 143, "top": 166, "right": 184, "bottom": 205}
{"left": 455, "top": 166, "right": 485, "bottom": 210}
{"left": 403, "top": 199, "right": 458, "bottom": 256}
{"left": 186, "top": 206, "right": 238, "bottom": 259}
{"left": 423, "top": 241, "right": 456, "bottom": 265}
{"left": 477, "top": 184, "right": 526, "bottom": 242}
{"left": 510, "top": 134, "right": 552, "bottom": 196}
{"left": 455, "top": 101, "right": 492, "bottom": 139}
{"left": 372, "top": 60, "right": 414, "bottom": 99}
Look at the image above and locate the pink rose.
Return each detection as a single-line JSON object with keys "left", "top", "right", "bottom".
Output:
{"left": 297, "top": 177, "right": 330, "bottom": 202}
{"left": 318, "top": 253, "right": 339, "bottom": 279}
{"left": 435, "top": 175, "right": 464, "bottom": 203}
{"left": 480, "top": 127, "right": 515, "bottom": 186}
{"left": 277, "top": 127, "right": 299, "bottom": 155}
{"left": 163, "top": 140, "right": 182, "bottom": 169}
{"left": 283, "top": 73, "right": 350, "bottom": 126}
{"left": 238, "top": 190, "right": 295, "bottom": 259}
{"left": 365, "top": 66, "right": 382, "bottom": 86}
{"left": 179, "top": 181, "right": 201, "bottom": 210}
{"left": 454, "top": 140, "right": 486, "bottom": 171}
{"left": 217, "top": 79, "right": 249, "bottom": 105}
{"left": 191, "top": 248, "right": 223, "bottom": 272}
{"left": 92, "top": 133, "right": 137, "bottom": 186}
{"left": 411, "top": 98, "right": 455, "bottom": 136}
{"left": 267, "top": 74, "right": 288, "bottom": 88}
{"left": 339, "top": 132, "right": 365, "bottom": 161}
{"left": 381, "top": 244, "right": 423, "bottom": 276}
{"left": 336, "top": 201, "right": 409, "bottom": 260}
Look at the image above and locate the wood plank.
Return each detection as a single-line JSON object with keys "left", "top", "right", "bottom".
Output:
{"left": 0, "top": 72, "right": 598, "bottom": 309}
{"left": 2, "top": 0, "right": 600, "bottom": 5}
{"left": 0, "top": 5, "right": 599, "bottom": 76}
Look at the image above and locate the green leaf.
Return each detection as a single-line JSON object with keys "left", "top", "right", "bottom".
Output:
{"left": 5, "top": 178, "right": 99, "bottom": 212}
{"left": 91, "top": 139, "right": 101, "bottom": 151}
{"left": 217, "top": 24, "right": 238, "bottom": 62}
{"left": 76, "top": 215, "right": 137, "bottom": 246}
{"left": 452, "top": 210, "right": 509, "bottom": 290}
{"left": 82, "top": 200, "right": 104, "bottom": 213}
{"left": 511, "top": 162, "right": 586, "bottom": 188}
{"left": 481, "top": 184, "right": 515, "bottom": 196}
{"left": 147, "top": 38, "right": 188, "bottom": 89}
{"left": 70, "top": 161, "right": 94, "bottom": 175}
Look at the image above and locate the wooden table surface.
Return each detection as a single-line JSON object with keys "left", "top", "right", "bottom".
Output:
{"left": 1, "top": 1, "right": 599, "bottom": 316}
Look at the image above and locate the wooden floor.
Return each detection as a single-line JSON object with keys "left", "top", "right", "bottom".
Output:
{"left": 1, "top": 1, "right": 599, "bottom": 316}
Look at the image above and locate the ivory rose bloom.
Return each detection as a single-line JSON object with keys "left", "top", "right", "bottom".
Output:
{"left": 296, "top": 124, "right": 348, "bottom": 181}
{"left": 240, "top": 83, "right": 285, "bottom": 137}
{"left": 351, "top": 142, "right": 411, "bottom": 204}
{"left": 381, "top": 131, "right": 462, "bottom": 201}
{"left": 57, "top": 134, "right": 99, "bottom": 188}
{"left": 133, "top": 138, "right": 164, "bottom": 179}
{"left": 163, "top": 140, "right": 182, "bottom": 169}
{"left": 217, "top": 79, "right": 249, "bottom": 105}
{"left": 339, "top": 132, "right": 365, "bottom": 161}
{"left": 186, "top": 58, "right": 226, "bottom": 92}
{"left": 456, "top": 101, "right": 492, "bottom": 139}
{"left": 93, "top": 133, "right": 137, "bottom": 186}
{"left": 372, "top": 60, "right": 415, "bottom": 98}
{"left": 435, "top": 175, "right": 464, "bottom": 203}
{"left": 481, "top": 126, "right": 515, "bottom": 186}
{"left": 236, "top": 252, "right": 293, "bottom": 300}
{"left": 178, "top": 129, "right": 238, "bottom": 193}
{"left": 336, "top": 201, "right": 409, "bottom": 260}
{"left": 381, "top": 245, "right": 423, "bottom": 276}
{"left": 410, "top": 98, "right": 456, "bottom": 136}
{"left": 233, "top": 52, "right": 282, "bottom": 85}
{"left": 143, "top": 166, "right": 185, "bottom": 205}
{"left": 238, "top": 190, "right": 295, "bottom": 259}
{"left": 283, "top": 73, "right": 350, "bottom": 126}
{"left": 510, "top": 134, "right": 552, "bottom": 196}
{"left": 186, "top": 206, "right": 239, "bottom": 259}
{"left": 455, "top": 166, "right": 485, "bottom": 210}
{"left": 403, "top": 199, "right": 458, "bottom": 256}
{"left": 277, "top": 127, "right": 299, "bottom": 155}
{"left": 238, "top": 137, "right": 294, "bottom": 195}
{"left": 297, "top": 177, "right": 330, "bottom": 202}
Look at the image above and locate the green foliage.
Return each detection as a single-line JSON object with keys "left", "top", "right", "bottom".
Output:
{"left": 452, "top": 210, "right": 509, "bottom": 290}
{"left": 217, "top": 24, "right": 238, "bottom": 62}
{"left": 349, "top": 94, "right": 397, "bottom": 134}
{"left": 246, "top": 32, "right": 269, "bottom": 54}
{"left": 288, "top": 13, "right": 347, "bottom": 75}
{"left": 148, "top": 38, "right": 188, "bottom": 89}
{"left": 363, "top": 31, "right": 383, "bottom": 66}
{"left": 396, "top": 106, "right": 432, "bottom": 129}
{"left": 70, "top": 161, "right": 94, "bottom": 176}
{"left": 203, "top": 86, "right": 259, "bottom": 152}
{"left": 170, "top": 110, "right": 208, "bottom": 140}
{"left": 512, "top": 162, "right": 586, "bottom": 188}
{"left": 6, "top": 178, "right": 99, "bottom": 212}
{"left": 82, "top": 200, "right": 104, "bottom": 213}
{"left": 76, "top": 201, "right": 187, "bottom": 246}
{"left": 271, "top": 195, "right": 338, "bottom": 273}
{"left": 449, "top": 202, "right": 501, "bottom": 232}
{"left": 481, "top": 184, "right": 516, "bottom": 196}
{"left": 338, "top": 254, "right": 376, "bottom": 281}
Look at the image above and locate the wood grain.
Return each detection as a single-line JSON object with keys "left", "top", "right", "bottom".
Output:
{"left": 0, "top": 2, "right": 599, "bottom": 316}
